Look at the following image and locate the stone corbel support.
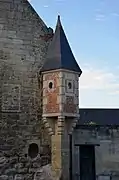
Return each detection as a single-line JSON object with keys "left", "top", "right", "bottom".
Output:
{"left": 57, "top": 116, "right": 65, "bottom": 135}
{"left": 42, "top": 117, "right": 54, "bottom": 135}
{"left": 68, "top": 118, "right": 79, "bottom": 135}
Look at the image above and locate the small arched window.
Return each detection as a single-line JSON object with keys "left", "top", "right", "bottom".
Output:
{"left": 28, "top": 143, "right": 39, "bottom": 159}
{"left": 49, "top": 82, "right": 53, "bottom": 89}
{"left": 68, "top": 82, "right": 72, "bottom": 89}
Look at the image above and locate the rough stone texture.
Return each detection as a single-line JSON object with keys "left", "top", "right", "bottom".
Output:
{"left": 34, "top": 164, "right": 61, "bottom": 180}
{"left": 0, "top": 0, "right": 53, "bottom": 178}
{"left": 72, "top": 126, "right": 119, "bottom": 180}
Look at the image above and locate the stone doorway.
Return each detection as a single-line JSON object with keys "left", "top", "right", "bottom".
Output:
{"left": 80, "top": 145, "right": 96, "bottom": 180}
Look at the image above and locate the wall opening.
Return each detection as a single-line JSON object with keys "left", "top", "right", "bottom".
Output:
{"left": 80, "top": 145, "right": 96, "bottom": 180}
{"left": 49, "top": 82, "right": 53, "bottom": 89}
{"left": 28, "top": 143, "right": 39, "bottom": 159}
{"left": 68, "top": 82, "right": 72, "bottom": 89}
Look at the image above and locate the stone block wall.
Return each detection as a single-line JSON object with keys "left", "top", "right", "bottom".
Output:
{"left": 72, "top": 126, "right": 119, "bottom": 180}
{"left": 0, "top": 0, "right": 53, "bottom": 179}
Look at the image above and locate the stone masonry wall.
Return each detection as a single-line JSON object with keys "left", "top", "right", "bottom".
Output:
{"left": 0, "top": 0, "right": 53, "bottom": 179}
{"left": 73, "top": 126, "right": 119, "bottom": 180}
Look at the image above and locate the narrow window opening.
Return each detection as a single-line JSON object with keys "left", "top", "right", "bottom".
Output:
{"left": 68, "top": 82, "right": 72, "bottom": 89}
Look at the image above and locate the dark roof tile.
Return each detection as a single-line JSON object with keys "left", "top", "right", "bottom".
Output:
{"left": 78, "top": 108, "right": 119, "bottom": 125}
{"left": 41, "top": 15, "right": 82, "bottom": 75}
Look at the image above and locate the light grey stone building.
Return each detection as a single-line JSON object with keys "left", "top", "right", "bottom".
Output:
{"left": 72, "top": 109, "right": 119, "bottom": 180}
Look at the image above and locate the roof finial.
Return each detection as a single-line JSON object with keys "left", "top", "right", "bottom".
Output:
{"left": 58, "top": 15, "right": 60, "bottom": 20}
{"left": 57, "top": 15, "right": 62, "bottom": 27}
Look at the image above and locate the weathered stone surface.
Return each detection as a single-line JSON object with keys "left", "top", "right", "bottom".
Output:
{"left": 73, "top": 127, "right": 119, "bottom": 180}
{"left": 0, "top": 0, "right": 52, "bottom": 179}
{"left": 34, "top": 164, "right": 60, "bottom": 180}
{"left": 0, "top": 175, "right": 8, "bottom": 180}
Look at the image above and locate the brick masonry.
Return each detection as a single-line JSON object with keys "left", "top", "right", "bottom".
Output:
{"left": 42, "top": 70, "right": 79, "bottom": 118}
{"left": 43, "top": 72, "right": 60, "bottom": 114}
{"left": 0, "top": 0, "right": 53, "bottom": 179}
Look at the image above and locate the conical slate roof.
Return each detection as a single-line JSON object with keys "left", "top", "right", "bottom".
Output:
{"left": 41, "top": 16, "right": 82, "bottom": 76}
